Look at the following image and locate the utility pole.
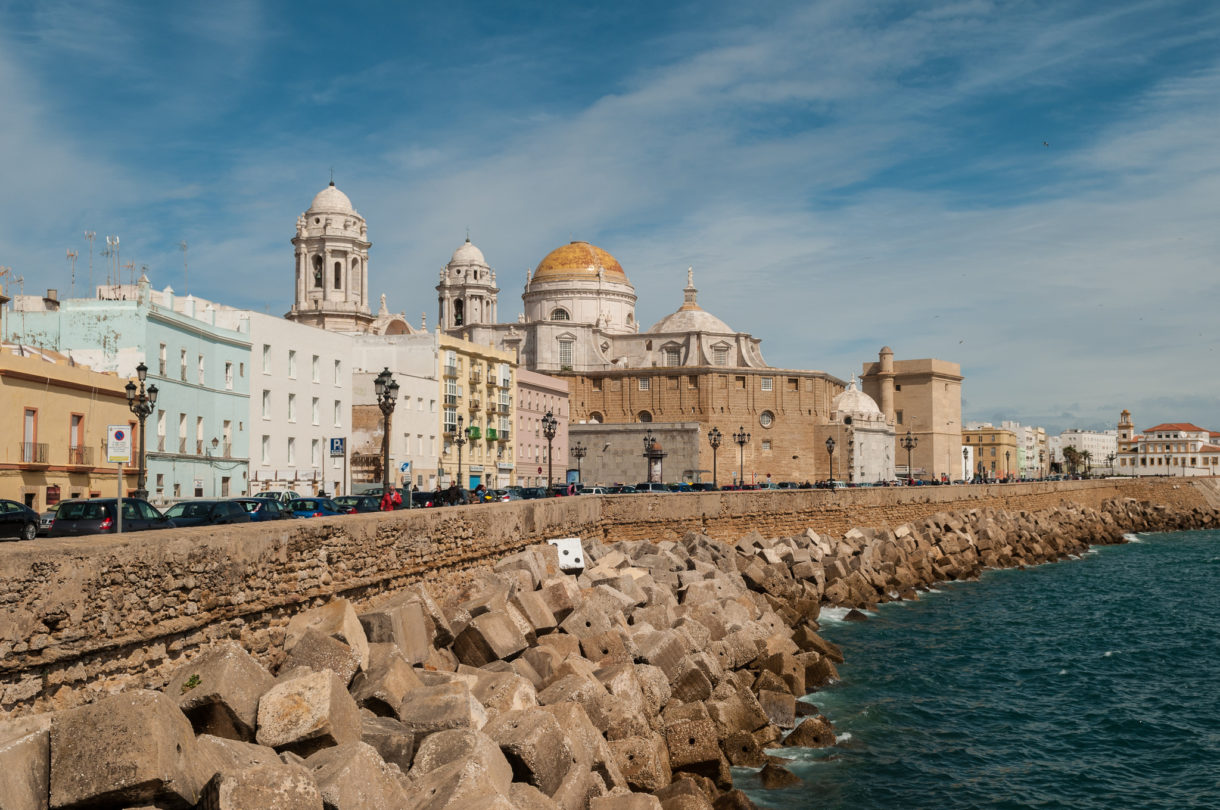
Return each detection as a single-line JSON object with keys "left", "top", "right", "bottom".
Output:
{"left": 84, "top": 232, "right": 96, "bottom": 295}
{"left": 67, "top": 250, "right": 78, "bottom": 297}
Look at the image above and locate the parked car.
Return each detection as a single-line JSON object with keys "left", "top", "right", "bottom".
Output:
{"left": 689, "top": 483, "right": 718, "bottom": 492}
{"left": 0, "top": 499, "right": 41, "bottom": 541}
{"left": 48, "top": 498, "right": 174, "bottom": 536}
{"left": 411, "top": 491, "right": 440, "bottom": 508}
{"left": 634, "top": 482, "right": 670, "bottom": 493}
{"left": 285, "top": 498, "right": 347, "bottom": 518}
{"left": 163, "top": 500, "right": 253, "bottom": 528}
{"left": 38, "top": 510, "right": 56, "bottom": 537}
{"left": 519, "top": 487, "right": 546, "bottom": 500}
{"left": 256, "top": 489, "right": 302, "bottom": 504}
{"left": 606, "top": 485, "right": 638, "bottom": 494}
{"left": 488, "top": 489, "right": 523, "bottom": 502}
{"left": 334, "top": 495, "right": 381, "bottom": 513}
{"left": 233, "top": 497, "right": 292, "bottom": 521}
{"left": 578, "top": 486, "right": 607, "bottom": 495}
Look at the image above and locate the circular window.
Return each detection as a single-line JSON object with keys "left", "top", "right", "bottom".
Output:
{"left": 759, "top": 411, "right": 774, "bottom": 428}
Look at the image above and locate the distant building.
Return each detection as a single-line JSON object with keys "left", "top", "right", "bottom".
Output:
{"left": 1000, "top": 421, "right": 1048, "bottom": 479}
{"left": 1049, "top": 428, "right": 1118, "bottom": 474}
{"left": 962, "top": 426, "right": 1019, "bottom": 479}
{"left": 517, "top": 368, "right": 570, "bottom": 488}
{"left": 861, "top": 347, "right": 963, "bottom": 481}
{"left": 1114, "top": 410, "right": 1220, "bottom": 476}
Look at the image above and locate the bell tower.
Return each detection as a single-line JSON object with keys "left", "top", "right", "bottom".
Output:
{"left": 437, "top": 237, "right": 498, "bottom": 333}
{"left": 287, "top": 182, "right": 375, "bottom": 333}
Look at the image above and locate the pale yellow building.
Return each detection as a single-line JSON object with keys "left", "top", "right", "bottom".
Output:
{"left": 1, "top": 343, "right": 138, "bottom": 509}
{"left": 962, "top": 427, "right": 1020, "bottom": 480}
{"left": 861, "top": 347, "right": 963, "bottom": 481}
{"left": 439, "top": 334, "right": 517, "bottom": 489}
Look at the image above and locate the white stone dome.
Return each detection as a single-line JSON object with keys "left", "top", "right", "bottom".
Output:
{"left": 649, "top": 307, "right": 733, "bottom": 334}
{"left": 833, "top": 376, "right": 883, "bottom": 417}
{"left": 309, "top": 182, "right": 355, "bottom": 213}
{"left": 450, "top": 238, "right": 487, "bottom": 266}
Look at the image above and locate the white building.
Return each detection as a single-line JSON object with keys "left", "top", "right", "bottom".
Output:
{"left": 827, "top": 377, "right": 895, "bottom": 484}
{"left": 1000, "top": 420, "right": 1048, "bottom": 479}
{"left": 1115, "top": 410, "right": 1220, "bottom": 477}
{"left": 1051, "top": 428, "right": 1118, "bottom": 474}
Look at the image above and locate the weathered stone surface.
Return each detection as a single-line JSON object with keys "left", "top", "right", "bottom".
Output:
{"left": 361, "top": 714, "right": 415, "bottom": 773}
{"left": 712, "top": 789, "right": 760, "bottom": 810}
{"left": 165, "top": 641, "right": 274, "bottom": 742}
{"left": 454, "top": 611, "right": 530, "bottom": 666}
{"left": 757, "top": 762, "right": 801, "bottom": 789}
{"left": 721, "top": 731, "right": 766, "bottom": 767}
{"left": 50, "top": 690, "right": 203, "bottom": 810}
{"left": 550, "top": 764, "right": 604, "bottom": 810}
{"left": 782, "top": 715, "right": 836, "bottom": 748}
{"left": 196, "top": 762, "right": 323, "bottom": 810}
{"left": 279, "top": 627, "right": 363, "bottom": 685}
{"left": 591, "top": 793, "right": 664, "bottom": 810}
{"left": 397, "top": 681, "right": 488, "bottom": 738}
{"left": 409, "top": 730, "right": 514, "bottom": 810}
{"left": 484, "top": 708, "right": 573, "bottom": 796}
{"left": 359, "top": 599, "right": 433, "bottom": 664}
{"left": 756, "top": 689, "right": 796, "bottom": 729}
{"left": 471, "top": 670, "right": 539, "bottom": 720}
{"left": 607, "top": 733, "right": 672, "bottom": 790}
{"left": 0, "top": 713, "right": 50, "bottom": 810}
{"left": 512, "top": 590, "right": 559, "bottom": 635}
{"left": 511, "top": 781, "right": 565, "bottom": 810}
{"left": 663, "top": 719, "right": 721, "bottom": 770}
{"left": 306, "top": 742, "right": 408, "bottom": 809}
{"left": 255, "top": 669, "right": 361, "bottom": 756}
{"left": 284, "top": 598, "right": 370, "bottom": 671}
{"left": 349, "top": 643, "right": 425, "bottom": 719}
{"left": 194, "top": 733, "right": 280, "bottom": 777}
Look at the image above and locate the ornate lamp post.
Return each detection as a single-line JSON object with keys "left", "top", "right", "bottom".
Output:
{"left": 825, "top": 436, "right": 836, "bottom": 484}
{"left": 963, "top": 446, "right": 969, "bottom": 482}
{"left": 125, "top": 362, "right": 158, "bottom": 500}
{"left": 541, "top": 410, "right": 557, "bottom": 492}
{"left": 733, "top": 427, "right": 750, "bottom": 486}
{"left": 901, "top": 430, "right": 918, "bottom": 484}
{"left": 374, "top": 368, "right": 399, "bottom": 495}
{"left": 454, "top": 414, "right": 467, "bottom": 491}
{"left": 642, "top": 429, "right": 656, "bottom": 482}
{"left": 1005, "top": 450, "right": 1011, "bottom": 481}
{"left": 571, "top": 441, "right": 586, "bottom": 484}
{"left": 708, "top": 427, "right": 722, "bottom": 489}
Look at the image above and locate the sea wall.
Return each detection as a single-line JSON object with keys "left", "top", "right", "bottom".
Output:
{"left": 0, "top": 478, "right": 1216, "bottom": 719}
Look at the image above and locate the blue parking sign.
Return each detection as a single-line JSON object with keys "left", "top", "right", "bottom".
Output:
{"left": 329, "top": 438, "right": 345, "bottom": 457}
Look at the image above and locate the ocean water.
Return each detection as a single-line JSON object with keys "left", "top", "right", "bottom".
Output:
{"left": 738, "top": 530, "right": 1220, "bottom": 810}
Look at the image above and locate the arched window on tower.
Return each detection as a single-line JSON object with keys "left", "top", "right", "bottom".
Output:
{"left": 351, "top": 259, "right": 361, "bottom": 300}
{"left": 312, "top": 255, "right": 323, "bottom": 288}
{"left": 334, "top": 262, "right": 342, "bottom": 290}
{"left": 454, "top": 299, "right": 464, "bottom": 326}
{"left": 551, "top": 308, "right": 570, "bottom": 321}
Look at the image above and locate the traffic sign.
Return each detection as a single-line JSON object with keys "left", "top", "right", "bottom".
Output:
{"left": 329, "top": 437, "right": 345, "bottom": 457}
{"left": 398, "top": 461, "right": 411, "bottom": 474}
{"left": 107, "top": 425, "right": 131, "bottom": 463}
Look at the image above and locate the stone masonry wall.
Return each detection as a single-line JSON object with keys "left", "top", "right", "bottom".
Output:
{"left": 1, "top": 478, "right": 1216, "bottom": 718}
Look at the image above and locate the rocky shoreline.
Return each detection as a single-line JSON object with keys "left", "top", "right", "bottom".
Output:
{"left": 1, "top": 496, "right": 1216, "bottom": 809}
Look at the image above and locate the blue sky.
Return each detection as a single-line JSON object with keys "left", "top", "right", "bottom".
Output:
{"left": 2, "top": 0, "right": 1218, "bottom": 434}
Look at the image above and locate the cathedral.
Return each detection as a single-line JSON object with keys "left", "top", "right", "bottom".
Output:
{"left": 285, "top": 182, "right": 963, "bottom": 484}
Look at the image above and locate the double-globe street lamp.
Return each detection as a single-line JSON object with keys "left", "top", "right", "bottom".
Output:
{"left": 374, "top": 368, "right": 399, "bottom": 496}
{"left": 963, "top": 446, "right": 969, "bottom": 482}
{"left": 571, "top": 441, "right": 587, "bottom": 485}
{"left": 708, "top": 427, "right": 722, "bottom": 489}
{"left": 454, "top": 414, "right": 469, "bottom": 491}
{"left": 125, "top": 362, "right": 158, "bottom": 500}
{"left": 541, "top": 410, "right": 557, "bottom": 492}
{"left": 825, "top": 437, "right": 836, "bottom": 484}
{"left": 733, "top": 427, "right": 750, "bottom": 486}
{"left": 901, "top": 430, "right": 918, "bottom": 484}
{"left": 1005, "top": 450, "right": 1011, "bottom": 482}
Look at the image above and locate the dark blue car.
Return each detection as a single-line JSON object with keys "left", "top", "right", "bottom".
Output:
{"left": 286, "top": 497, "right": 347, "bottom": 518}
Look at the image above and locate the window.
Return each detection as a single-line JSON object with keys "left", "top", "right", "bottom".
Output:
{"left": 334, "top": 400, "right": 342, "bottom": 426}
{"left": 639, "top": 378, "right": 650, "bottom": 391}
{"left": 239, "top": 362, "right": 244, "bottom": 377}
{"left": 261, "top": 435, "right": 270, "bottom": 465}
{"left": 196, "top": 417, "right": 204, "bottom": 453}
{"left": 312, "top": 355, "right": 319, "bottom": 383}
{"left": 759, "top": 411, "right": 774, "bottom": 428}
{"left": 287, "top": 437, "right": 296, "bottom": 465}
{"left": 551, "top": 308, "right": 570, "bottom": 320}
{"left": 312, "top": 439, "right": 320, "bottom": 467}
{"left": 761, "top": 377, "right": 773, "bottom": 391}
{"left": 558, "top": 340, "right": 574, "bottom": 367}
{"left": 225, "top": 362, "right": 233, "bottom": 390}
{"left": 21, "top": 408, "right": 37, "bottom": 462}
{"left": 180, "top": 349, "right": 188, "bottom": 381}
{"left": 762, "top": 440, "right": 772, "bottom": 451}
{"left": 735, "top": 376, "right": 746, "bottom": 389}
{"left": 288, "top": 350, "right": 297, "bottom": 378}
{"left": 288, "top": 393, "right": 297, "bottom": 422}
{"left": 334, "top": 359, "right": 341, "bottom": 385}
{"left": 895, "top": 384, "right": 902, "bottom": 391}
{"left": 444, "top": 408, "right": 458, "bottom": 434}
{"left": 334, "top": 262, "right": 342, "bottom": 290}
{"left": 638, "top": 411, "right": 653, "bottom": 422}
{"left": 897, "top": 410, "right": 904, "bottom": 425}
{"left": 262, "top": 391, "right": 271, "bottom": 419}
{"left": 312, "top": 397, "right": 319, "bottom": 425}
{"left": 158, "top": 343, "right": 167, "bottom": 376}
{"left": 263, "top": 344, "right": 271, "bottom": 373}
{"left": 713, "top": 346, "right": 728, "bottom": 366}
{"left": 197, "top": 354, "right": 205, "bottom": 385}
{"left": 664, "top": 348, "right": 680, "bottom": 367}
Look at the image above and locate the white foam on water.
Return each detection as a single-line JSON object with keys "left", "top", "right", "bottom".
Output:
{"left": 835, "top": 732, "right": 853, "bottom": 743}
{"left": 819, "top": 606, "right": 854, "bottom": 623}
{"left": 1058, "top": 669, "right": 1068, "bottom": 676}
{"left": 1123, "top": 533, "right": 1144, "bottom": 543}
{"left": 1102, "top": 650, "right": 1118, "bottom": 658}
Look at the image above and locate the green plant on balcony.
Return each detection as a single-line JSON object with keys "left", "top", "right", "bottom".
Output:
{"left": 487, "top": 428, "right": 498, "bottom": 441}
{"left": 467, "top": 425, "right": 482, "bottom": 440}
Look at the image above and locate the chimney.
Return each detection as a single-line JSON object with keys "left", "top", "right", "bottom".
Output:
{"left": 46, "top": 289, "right": 58, "bottom": 301}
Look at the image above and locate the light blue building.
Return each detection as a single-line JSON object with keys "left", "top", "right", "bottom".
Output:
{"left": 6, "top": 278, "right": 251, "bottom": 504}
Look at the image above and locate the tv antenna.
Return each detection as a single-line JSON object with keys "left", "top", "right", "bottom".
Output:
{"left": 180, "top": 241, "right": 189, "bottom": 295}
{"left": 84, "top": 232, "right": 96, "bottom": 295}
{"left": 67, "top": 249, "right": 78, "bottom": 297}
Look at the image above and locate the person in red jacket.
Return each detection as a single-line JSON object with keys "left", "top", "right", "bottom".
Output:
{"left": 379, "top": 488, "right": 394, "bottom": 511}
{"left": 391, "top": 488, "right": 403, "bottom": 509}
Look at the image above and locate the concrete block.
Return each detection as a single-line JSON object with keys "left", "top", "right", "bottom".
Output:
{"left": 284, "top": 598, "right": 370, "bottom": 671}
{"left": 511, "top": 590, "right": 559, "bottom": 635}
{"left": 592, "top": 794, "right": 664, "bottom": 810}
{"left": 306, "top": 742, "right": 409, "bottom": 809}
{"left": 547, "top": 537, "right": 586, "bottom": 571}
{"left": 607, "top": 734, "right": 671, "bottom": 793}
{"left": 484, "top": 708, "right": 574, "bottom": 796}
{"left": 196, "top": 762, "right": 323, "bottom": 810}
{"left": 194, "top": 733, "right": 280, "bottom": 777}
{"left": 664, "top": 719, "right": 721, "bottom": 771}
{"left": 359, "top": 599, "right": 433, "bottom": 664}
{"left": 278, "top": 627, "right": 363, "bottom": 685}
{"left": 560, "top": 604, "right": 616, "bottom": 640}
{"left": 550, "top": 765, "right": 603, "bottom": 810}
{"left": 670, "top": 666, "right": 713, "bottom": 704}
{"left": 634, "top": 665, "right": 672, "bottom": 717}
{"left": 453, "top": 612, "right": 529, "bottom": 667}
{"left": 511, "top": 782, "right": 565, "bottom": 810}
{"left": 471, "top": 670, "right": 539, "bottom": 720}
{"left": 581, "top": 630, "right": 634, "bottom": 665}
{"left": 397, "top": 681, "right": 488, "bottom": 738}
{"left": 635, "top": 631, "right": 688, "bottom": 681}
{"left": 721, "top": 731, "right": 766, "bottom": 767}
{"left": 349, "top": 642, "right": 424, "bottom": 718}
{"left": 539, "top": 702, "right": 627, "bottom": 792}
{"left": 782, "top": 715, "right": 836, "bottom": 748}
{"left": 361, "top": 714, "right": 415, "bottom": 773}
{"left": 0, "top": 713, "right": 50, "bottom": 810}
{"left": 409, "top": 730, "right": 514, "bottom": 810}
{"left": 756, "top": 690, "right": 796, "bottom": 729}
{"left": 537, "top": 632, "right": 583, "bottom": 659}
{"left": 165, "top": 641, "right": 274, "bottom": 742}
{"left": 255, "top": 669, "right": 362, "bottom": 756}
{"left": 50, "top": 689, "right": 204, "bottom": 809}
{"left": 539, "top": 577, "right": 581, "bottom": 622}
{"left": 536, "top": 674, "right": 613, "bottom": 732}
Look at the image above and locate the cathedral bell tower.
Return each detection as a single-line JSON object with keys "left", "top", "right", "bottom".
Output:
{"left": 287, "top": 182, "right": 375, "bottom": 333}
{"left": 437, "top": 238, "right": 498, "bottom": 333}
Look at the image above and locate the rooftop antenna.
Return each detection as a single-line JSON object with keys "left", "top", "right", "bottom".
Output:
{"left": 67, "top": 249, "right": 78, "bottom": 297}
{"left": 102, "top": 237, "right": 114, "bottom": 290}
{"left": 124, "top": 261, "right": 135, "bottom": 291}
{"left": 329, "top": 166, "right": 334, "bottom": 185}
{"left": 84, "top": 232, "right": 96, "bottom": 295}
{"left": 180, "top": 241, "right": 189, "bottom": 295}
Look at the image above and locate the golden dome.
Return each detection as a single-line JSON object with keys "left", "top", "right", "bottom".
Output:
{"left": 532, "top": 241, "right": 629, "bottom": 284}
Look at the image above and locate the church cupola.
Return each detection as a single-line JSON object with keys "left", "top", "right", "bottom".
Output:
{"left": 437, "top": 237, "right": 498, "bottom": 332}
{"left": 286, "top": 181, "right": 375, "bottom": 333}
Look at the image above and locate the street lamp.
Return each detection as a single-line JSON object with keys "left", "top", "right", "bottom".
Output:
{"left": 963, "top": 446, "right": 969, "bottom": 482}
{"left": 454, "top": 414, "right": 467, "bottom": 491}
{"left": 541, "top": 410, "right": 557, "bottom": 492}
{"left": 374, "top": 368, "right": 399, "bottom": 496}
{"left": 733, "top": 427, "right": 750, "bottom": 486}
{"left": 125, "top": 361, "right": 158, "bottom": 500}
{"left": 901, "top": 430, "right": 918, "bottom": 484}
{"left": 642, "top": 429, "right": 656, "bottom": 483}
{"left": 571, "top": 441, "right": 586, "bottom": 484}
{"left": 708, "top": 427, "right": 722, "bottom": 489}
{"left": 825, "top": 436, "right": 835, "bottom": 484}
{"left": 1005, "top": 450, "right": 1011, "bottom": 481}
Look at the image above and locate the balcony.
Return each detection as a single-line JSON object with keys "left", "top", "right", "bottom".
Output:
{"left": 178, "top": 437, "right": 188, "bottom": 454}
{"left": 469, "top": 370, "right": 482, "bottom": 384}
{"left": 443, "top": 364, "right": 459, "bottom": 378}
{"left": 19, "top": 443, "right": 49, "bottom": 464}
{"left": 468, "top": 398, "right": 481, "bottom": 411}
{"left": 496, "top": 402, "right": 512, "bottom": 414}
{"left": 497, "top": 429, "right": 511, "bottom": 442}
{"left": 486, "top": 427, "right": 498, "bottom": 441}
{"left": 444, "top": 394, "right": 460, "bottom": 407}
{"left": 467, "top": 426, "right": 482, "bottom": 440}
{"left": 67, "top": 446, "right": 94, "bottom": 466}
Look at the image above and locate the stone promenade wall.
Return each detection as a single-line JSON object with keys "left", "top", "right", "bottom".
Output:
{"left": 1, "top": 478, "right": 1216, "bottom": 717}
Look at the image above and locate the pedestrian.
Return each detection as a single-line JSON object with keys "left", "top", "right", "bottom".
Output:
{"left": 447, "top": 482, "right": 460, "bottom": 506}
{"left": 473, "top": 483, "right": 486, "bottom": 503}
{"left": 379, "top": 488, "right": 394, "bottom": 512}
{"left": 391, "top": 488, "right": 403, "bottom": 510}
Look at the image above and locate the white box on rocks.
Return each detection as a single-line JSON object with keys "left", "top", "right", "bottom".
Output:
{"left": 547, "top": 537, "right": 585, "bottom": 572}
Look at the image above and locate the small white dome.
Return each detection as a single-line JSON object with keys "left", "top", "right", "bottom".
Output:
{"left": 450, "top": 238, "right": 487, "bottom": 267}
{"left": 309, "top": 182, "right": 355, "bottom": 213}
{"left": 648, "top": 308, "right": 734, "bottom": 334}
{"left": 833, "top": 376, "right": 883, "bottom": 417}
